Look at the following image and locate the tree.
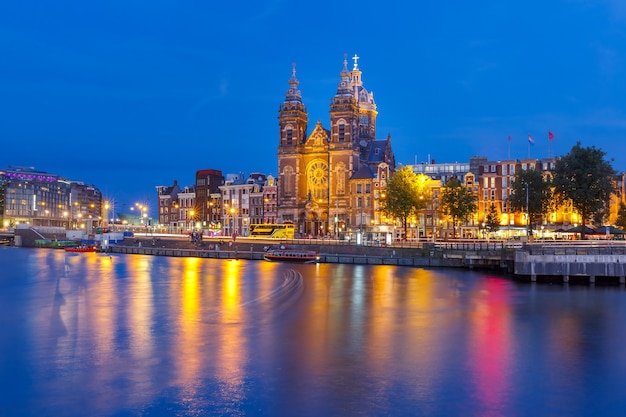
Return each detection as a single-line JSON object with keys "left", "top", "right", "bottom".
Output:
{"left": 552, "top": 142, "right": 616, "bottom": 239}
{"left": 615, "top": 202, "right": 626, "bottom": 232}
{"left": 382, "top": 166, "right": 430, "bottom": 239}
{"left": 508, "top": 168, "right": 552, "bottom": 237}
{"left": 440, "top": 178, "right": 477, "bottom": 238}
{"left": 484, "top": 203, "right": 500, "bottom": 237}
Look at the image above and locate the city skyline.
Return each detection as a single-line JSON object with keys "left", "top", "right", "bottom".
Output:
{"left": 2, "top": 1, "right": 626, "bottom": 207}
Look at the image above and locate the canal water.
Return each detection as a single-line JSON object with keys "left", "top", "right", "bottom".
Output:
{"left": 1, "top": 247, "right": 626, "bottom": 417}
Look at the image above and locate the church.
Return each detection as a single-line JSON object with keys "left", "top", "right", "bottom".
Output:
{"left": 276, "top": 55, "right": 396, "bottom": 239}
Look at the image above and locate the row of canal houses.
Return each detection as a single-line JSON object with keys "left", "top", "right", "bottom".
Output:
{"left": 155, "top": 158, "right": 626, "bottom": 241}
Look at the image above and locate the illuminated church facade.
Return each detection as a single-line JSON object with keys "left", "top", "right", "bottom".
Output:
{"left": 277, "top": 55, "right": 396, "bottom": 238}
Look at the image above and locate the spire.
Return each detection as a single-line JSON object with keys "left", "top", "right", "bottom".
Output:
{"left": 350, "top": 53, "right": 363, "bottom": 88}
{"left": 335, "top": 53, "right": 352, "bottom": 96}
{"left": 284, "top": 62, "right": 302, "bottom": 103}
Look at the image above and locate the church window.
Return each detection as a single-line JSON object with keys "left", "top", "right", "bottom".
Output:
{"left": 284, "top": 166, "right": 294, "bottom": 196}
{"left": 337, "top": 166, "right": 346, "bottom": 194}
{"left": 286, "top": 128, "right": 293, "bottom": 145}
{"left": 307, "top": 160, "right": 328, "bottom": 200}
{"left": 338, "top": 123, "right": 345, "bottom": 142}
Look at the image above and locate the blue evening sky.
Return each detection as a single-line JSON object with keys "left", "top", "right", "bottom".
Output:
{"left": 2, "top": 0, "right": 626, "bottom": 210}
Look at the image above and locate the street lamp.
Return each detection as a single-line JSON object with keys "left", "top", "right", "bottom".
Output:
{"left": 524, "top": 181, "right": 530, "bottom": 239}
{"left": 358, "top": 196, "right": 364, "bottom": 245}
{"left": 104, "top": 202, "right": 110, "bottom": 227}
{"left": 230, "top": 207, "right": 236, "bottom": 236}
{"left": 189, "top": 210, "right": 195, "bottom": 232}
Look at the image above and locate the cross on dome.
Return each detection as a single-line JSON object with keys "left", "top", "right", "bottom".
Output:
{"left": 352, "top": 54, "right": 359, "bottom": 70}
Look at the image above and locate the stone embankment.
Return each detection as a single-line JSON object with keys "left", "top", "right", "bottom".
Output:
{"left": 13, "top": 228, "right": 626, "bottom": 285}
{"left": 111, "top": 236, "right": 511, "bottom": 271}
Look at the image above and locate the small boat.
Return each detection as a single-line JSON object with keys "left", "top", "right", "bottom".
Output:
{"left": 264, "top": 249, "right": 320, "bottom": 263}
{"left": 64, "top": 246, "right": 96, "bottom": 253}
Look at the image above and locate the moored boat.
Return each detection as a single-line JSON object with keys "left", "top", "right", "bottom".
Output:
{"left": 64, "top": 245, "right": 96, "bottom": 253}
{"left": 264, "top": 249, "right": 320, "bottom": 263}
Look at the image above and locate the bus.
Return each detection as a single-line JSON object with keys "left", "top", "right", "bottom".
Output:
{"left": 249, "top": 223, "right": 294, "bottom": 239}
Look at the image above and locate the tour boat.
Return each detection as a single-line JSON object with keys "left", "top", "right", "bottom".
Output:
{"left": 64, "top": 245, "right": 96, "bottom": 253}
{"left": 264, "top": 249, "right": 320, "bottom": 263}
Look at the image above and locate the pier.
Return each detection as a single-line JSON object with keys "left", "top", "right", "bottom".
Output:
{"left": 514, "top": 241, "right": 626, "bottom": 284}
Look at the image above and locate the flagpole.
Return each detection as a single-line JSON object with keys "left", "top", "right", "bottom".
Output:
{"left": 548, "top": 130, "right": 551, "bottom": 158}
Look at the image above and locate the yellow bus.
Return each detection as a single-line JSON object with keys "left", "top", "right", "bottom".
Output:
{"left": 249, "top": 223, "right": 294, "bottom": 239}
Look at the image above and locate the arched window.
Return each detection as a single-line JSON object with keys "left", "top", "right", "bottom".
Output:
{"left": 337, "top": 164, "right": 346, "bottom": 195}
{"left": 307, "top": 160, "right": 328, "bottom": 200}
{"left": 284, "top": 166, "right": 294, "bottom": 196}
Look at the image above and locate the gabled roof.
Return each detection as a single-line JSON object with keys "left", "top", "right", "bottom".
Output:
{"left": 350, "top": 165, "right": 375, "bottom": 180}
{"left": 367, "top": 140, "right": 388, "bottom": 164}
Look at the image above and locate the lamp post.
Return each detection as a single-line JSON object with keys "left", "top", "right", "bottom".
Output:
{"left": 524, "top": 181, "right": 530, "bottom": 239}
{"left": 189, "top": 209, "right": 195, "bottom": 232}
{"left": 104, "top": 202, "right": 110, "bottom": 227}
{"left": 230, "top": 207, "right": 236, "bottom": 237}
{"left": 358, "top": 196, "right": 363, "bottom": 245}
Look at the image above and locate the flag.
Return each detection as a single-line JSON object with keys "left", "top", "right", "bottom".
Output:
{"left": 528, "top": 134, "right": 534, "bottom": 144}
{"left": 548, "top": 131, "right": 555, "bottom": 140}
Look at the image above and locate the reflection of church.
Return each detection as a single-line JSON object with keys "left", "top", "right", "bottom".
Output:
{"left": 277, "top": 55, "right": 396, "bottom": 238}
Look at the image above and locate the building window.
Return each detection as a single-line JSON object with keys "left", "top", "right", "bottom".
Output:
{"left": 338, "top": 123, "right": 345, "bottom": 142}
{"left": 286, "top": 128, "right": 293, "bottom": 145}
{"left": 284, "top": 166, "right": 295, "bottom": 196}
{"left": 337, "top": 166, "right": 346, "bottom": 195}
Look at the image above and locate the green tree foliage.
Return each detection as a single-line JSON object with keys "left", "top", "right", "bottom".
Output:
{"left": 615, "top": 202, "right": 626, "bottom": 232}
{"left": 508, "top": 168, "right": 552, "bottom": 236}
{"left": 440, "top": 178, "right": 477, "bottom": 238}
{"left": 484, "top": 203, "right": 500, "bottom": 235}
{"left": 382, "top": 166, "right": 430, "bottom": 238}
{"left": 552, "top": 142, "right": 616, "bottom": 239}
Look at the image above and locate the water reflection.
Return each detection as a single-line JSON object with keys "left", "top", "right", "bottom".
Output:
{"left": 2, "top": 248, "right": 626, "bottom": 416}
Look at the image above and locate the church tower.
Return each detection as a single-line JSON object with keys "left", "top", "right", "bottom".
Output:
{"left": 278, "top": 63, "right": 308, "bottom": 152}
{"left": 277, "top": 64, "right": 309, "bottom": 213}
{"left": 277, "top": 55, "right": 392, "bottom": 238}
{"left": 349, "top": 54, "right": 378, "bottom": 152}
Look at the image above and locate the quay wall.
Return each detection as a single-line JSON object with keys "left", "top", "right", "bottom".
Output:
{"left": 109, "top": 243, "right": 467, "bottom": 269}
{"left": 515, "top": 251, "right": 626, "bottom": 284}
{"left": 15, "top": 232, "right": 626, "bottom": 284}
